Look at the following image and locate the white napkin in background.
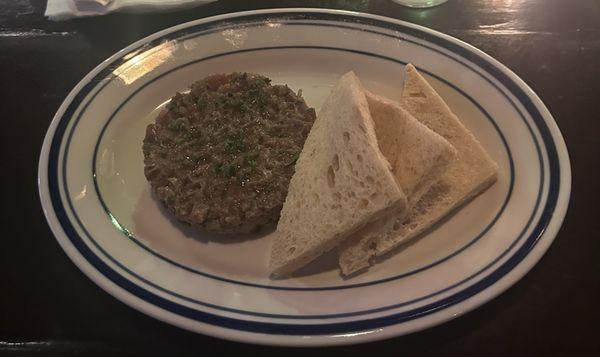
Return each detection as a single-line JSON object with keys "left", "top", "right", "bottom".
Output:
{"left": 45, "top": 0, "right": 216, "bottom": 21}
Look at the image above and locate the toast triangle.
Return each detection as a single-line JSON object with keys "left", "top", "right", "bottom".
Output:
{"left": 269, "top": 72, "right": 407, "bottom": 276}
{"left": 338, "top": 64, "right": 498, "bottom": 275}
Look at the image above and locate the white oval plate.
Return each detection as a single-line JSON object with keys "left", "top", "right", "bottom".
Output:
{"left": 38, "top": 9, "right": 570, "bottom": 346}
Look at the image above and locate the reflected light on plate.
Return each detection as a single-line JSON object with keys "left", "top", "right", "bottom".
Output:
{"left": 332, "top": 329, "right": 381, "bottom": 338}
{"left": 221, "top": 28, "right": 248, "bottom": 48}
{"left": 97, "top": 148, "right": 116, "bottom": 178}
{"left": 113, "top": 41, "right": 175, "bottom": 85}
{"left": 265, "top": 21, "right": 282, "bottom": 28}
{"left": 74, "top": 185, "right": 87, "bottom": 201}
{"left": 488, "top": 0, "right": 515, "bottom": 7}
{"left": 109, "top": 212, "right": 132, "bottom": 236}
{"left": 157, "top": 97, "right": 173, "bottom": 109}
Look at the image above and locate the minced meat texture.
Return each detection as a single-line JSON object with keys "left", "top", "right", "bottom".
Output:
{"left": 142, "top": 73, "right": 316, "bottom": 234}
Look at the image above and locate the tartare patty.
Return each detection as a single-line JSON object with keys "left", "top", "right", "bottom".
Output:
{"left": 142, "top": 73, "right": 316, "bottom": 234}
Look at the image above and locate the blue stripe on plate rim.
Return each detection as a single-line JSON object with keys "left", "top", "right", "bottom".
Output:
{"left": 41, "top": 10, "right": 562, "bottom": 335}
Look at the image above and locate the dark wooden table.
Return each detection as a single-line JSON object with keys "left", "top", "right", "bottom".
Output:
{"left": 2, "top": 0, "right": 599, "bottom": 355}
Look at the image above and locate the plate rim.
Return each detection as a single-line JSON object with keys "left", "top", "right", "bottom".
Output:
{"left": 38, "top": 8, "right": 571, "bottom": 346}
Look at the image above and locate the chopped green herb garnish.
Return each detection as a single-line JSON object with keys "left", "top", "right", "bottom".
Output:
{"left": 292, "top": 152, "right": 300, "bottom": 164}
{"left": 244, "top": 152, "right": 259, "bottom": 168}
{"left": 234, "top": 100, "right": 249, "bottom": 113}
{"left": 214, "top": 162, "right": 237, "bottom": 178}
{"left": 253, "top": 77, "right": 271, "bottom": 88}
{"left": 225, "top": 134, "right": 246, "bottom": 154}
{"left": 247, "top": 78, "right": 271, "bottom": 111}
{"left": 167, "top": 117, "right": 188, "bottom": 131}
{"left": 223, "top": 164, "right": 237, "bottom": 178}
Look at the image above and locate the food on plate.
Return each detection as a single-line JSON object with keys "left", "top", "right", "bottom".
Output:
{"left": 142, "top": 65, "right": 497, "bottom": 277}
{"left": 268, "top": 65, "right": 498, "bottom": 277}
{"left": 365, "top": 91, "right": 457, "bottom": 206}
{"left": 269, "top": 72, "right": 408, "bottom": 276}
{"left": 338, "top": 64, "right": 499, "bottom": 275}
{"left": 142, "top": 72, "right": 316, "bottom": 234}
{"left": 339, "top": 90, "right": 457, "bottom": 275}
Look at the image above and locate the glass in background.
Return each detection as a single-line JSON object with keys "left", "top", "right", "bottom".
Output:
{"left": 393, "top": 0, "right": 449, "bottom": 8}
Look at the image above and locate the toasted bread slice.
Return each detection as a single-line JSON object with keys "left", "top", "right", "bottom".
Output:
{"left": 338, "top": 90, "right": 457, "bottom": 275}
{"left": 366, "top": 91, "right": 457, "bottom": 206}
{"left": 338, "top": 64, "right": 498, "bottom": 275}
{"left": 269, "top": 72, "right": 407, "bottom": 276}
